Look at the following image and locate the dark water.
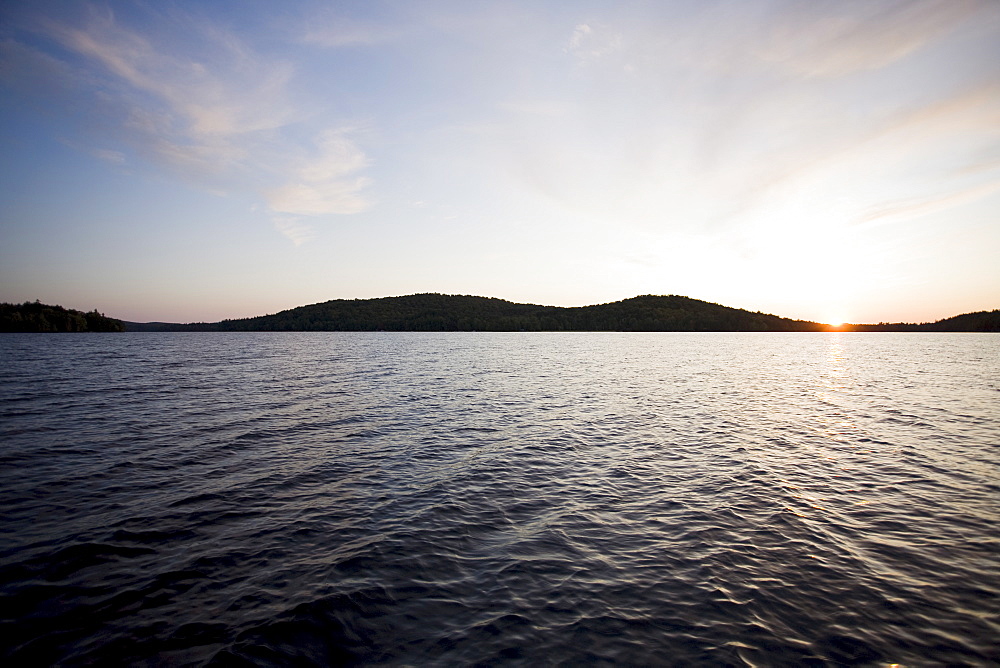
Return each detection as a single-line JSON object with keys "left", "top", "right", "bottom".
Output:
{"left": 1, "top": 332, "right": 997, "bottom": 666}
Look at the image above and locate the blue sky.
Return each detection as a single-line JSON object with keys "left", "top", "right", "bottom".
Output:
{"left": 2, "top": 0, "right": 998, "bottom": 324}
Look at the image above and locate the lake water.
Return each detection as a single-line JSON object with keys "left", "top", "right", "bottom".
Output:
{"left": 1, "top": 332, "right": 997, "bottom": 666}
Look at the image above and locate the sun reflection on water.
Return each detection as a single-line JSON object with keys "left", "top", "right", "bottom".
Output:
{"left": 820, "top": 332, "right": 848, "bottom": 393}
{"left": 815, "top": 332, "right": 859, "bottom": 442}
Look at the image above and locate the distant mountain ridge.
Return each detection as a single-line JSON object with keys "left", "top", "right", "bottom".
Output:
{"left": 121, "top": 293, "right": 1000, "bottom": 332}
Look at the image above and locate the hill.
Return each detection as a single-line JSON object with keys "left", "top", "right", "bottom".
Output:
{"left": 125, "top": 294, "right": 831, "bottom": 332}
{"left": 6, "top": 297, "right": 994, "bottom": 334}
{"left": 0, "top": 301, "right": 125, "bottom": 332}
{"left": 845, "top": 309, "right": 1000, "bottom": 332}
{"left": 910, "top": 309, "right": 1000, "bottom": 332}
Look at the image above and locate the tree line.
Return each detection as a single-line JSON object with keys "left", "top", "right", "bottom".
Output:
{"left": 0, "top": 301, "right": 125, "bottom": 332}
{"left": 127, "top": 294, "right": 833, "bottom": 332}
{"left": 7, "top": 295, "right": 995, "bottom": 333}
{"left": 847, "top": 310, "right": 1000, "bottom": 332}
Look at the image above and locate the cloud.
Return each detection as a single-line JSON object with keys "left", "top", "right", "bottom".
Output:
{"left": 566, "top": 23, "right": 622, "bottom": 61}
{"left": 568, "top": 24, "right": 591, "bottom": 50}
{"left": 490, "top": 0, "right": 998, "bottom": 253}
{"left": 730, "top": 83, "right": 998, "bottom": 204}
{"left": 296, "top": 129, "right": 370, "bottom": 181}
{"left": 858, "top": 179, "right": 1000, "bottom": 228}
{"left": 267, "top": 179, "right": 371, "bottom": 216}
{"left": 46, "top": 11, "right": 296, "bottom": 136}
{"left": 272, "top": 216, "right": 317, "bottom": 246}
{"left": 266, "top": 128, "right": 372, "bottom": 215}
{"left": 502, "top": 100, "right": 568, "bottom": 117}
{"left": 577, "top": 0, "right": 991, "bottom": 84}
{"left": 696, "top": 82, "right": 1000, "bottom": 235}
{"left": 7, "top": 4, "right": 373, "bottom": 241}
{"left": 301, "top": 15, "right": 402, "bottom": 48}
{"left": 755, "top": 0, "right": 987, "bottom": 78}
{"left": 91, "top": 148, "right": 126, "bottom": 164}
{"left": 56, "top": 137, "right": 129, "bottom": 165}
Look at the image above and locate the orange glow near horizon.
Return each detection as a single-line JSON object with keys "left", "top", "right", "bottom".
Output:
{"left": 823, "top": 314, "right": 846, "bottom": 328}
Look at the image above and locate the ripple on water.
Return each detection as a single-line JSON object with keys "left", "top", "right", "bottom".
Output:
{"left": 0, "top": 332, "right": 998, "bottom": 665}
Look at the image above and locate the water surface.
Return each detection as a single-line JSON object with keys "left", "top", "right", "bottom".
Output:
{"left": 1, "top": 332, "right": 997, "bottom": 665}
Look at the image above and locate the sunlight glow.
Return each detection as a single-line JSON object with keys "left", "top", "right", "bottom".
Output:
{"left": 0, "top": 0, "right": 997, "bottom": 323}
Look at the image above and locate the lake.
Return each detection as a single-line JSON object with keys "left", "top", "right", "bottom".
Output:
{"left": 1, "top": 332, "right": 997, "bottom": 666}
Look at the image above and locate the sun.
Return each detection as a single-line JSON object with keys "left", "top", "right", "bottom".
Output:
{"left": 823, "top": 308, "right": 848, "bottom": 329}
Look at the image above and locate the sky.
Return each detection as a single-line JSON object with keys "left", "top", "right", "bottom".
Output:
{"left": 1, "top": 0, "right": 998, "bottom": 325}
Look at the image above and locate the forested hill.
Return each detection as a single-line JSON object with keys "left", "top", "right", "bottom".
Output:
{"left": 126, "top": 294, "right": 830, "bottom": 332}
{"left": 922, "top": 310, "right": 1000, "bottom": 332}
{"left": 1, "top": 301, "right": 125, "bottom": 332}
{"left": 848, "top": 310, "right": 1000, "bottom": 332}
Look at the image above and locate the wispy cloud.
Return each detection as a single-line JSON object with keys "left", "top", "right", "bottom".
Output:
{"left": 770, "top": 80, "right": 1000, "bottom": 218}
{"left": 755, "top": 0, "right": 986, "bottom": 78}
{"left": 45, "top": 9, "right": 296, "bottom": 137}
{"left": 858, "top": 179, "right": 1000, "bottom": 228}
{"left": 91, "top": 148, "right": 126, "bottom": 164}
{"left": 499, "top": 0, "right": 999, "bottom": 237}
{"left": 566, "top": 23, "right": 622, "bottom": 61}
{"left": 272, "top": 216, "right": 317, "bottom": 246}
{"left": 301, "top": 15, "right": 402, "bottom": 48}
{"left": 699, "top": 80, "right": 1000, "bottom": 224}
{"left": 266, "top": 128, "right": 372, "bottom": 215}
{"left": 7, "top": 4, "right": 373, "bottom": 241}
{"left": 267, "top": 177, "right": 371, "bottom": 217}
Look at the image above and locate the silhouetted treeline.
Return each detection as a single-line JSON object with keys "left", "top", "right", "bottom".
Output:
{"left": 845, "top": 310, "right": 1000, "bottom": 332}
{"left": 1, "top": 301, "right": 125, "bottom": 332}
{"left": 126, "top": 294, "right": 831, "bottom": 332}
